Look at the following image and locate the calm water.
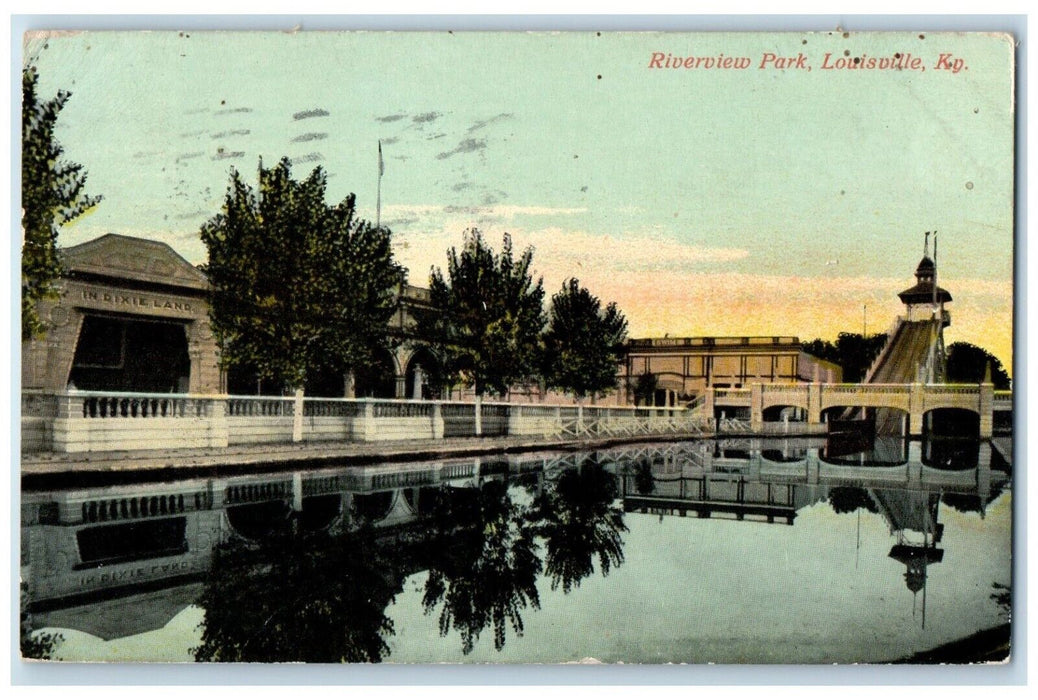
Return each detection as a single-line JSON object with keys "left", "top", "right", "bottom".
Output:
{"left": 21, "top": 436, "right": 1012, "bottom": 664}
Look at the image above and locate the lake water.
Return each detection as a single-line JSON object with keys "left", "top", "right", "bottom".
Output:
{"left": 21, "top": 436, "right": 1012, "bottom": 664}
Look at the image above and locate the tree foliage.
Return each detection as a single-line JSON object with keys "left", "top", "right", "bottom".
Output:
{"left": 531, "top": 462, "right": 628, "bottom": 593}
{"left": 193, "top": 530, "right": 402, "bottom": 662}
{"left": 421, "top": 230, "right": 546, "bottom": 396}
{"left": 945, "top": 342, "right": 1011, "bottom": 389}
{"left": 21, "top": 65, "right": 101, "bottom": 340}
{"left": 420, "top": 481, "right": 542, "bottom": 654}
{"left": 633, "top": 372, "right": 659, "bottom": 406}
{"left": 542, "top": 278, "right": 628, "bottom": 400}
{"left": 802, "top": 332, "right": 888, "bottom": 383}
{"left": 200, "top": 158, "right": 403, "bottom": 391}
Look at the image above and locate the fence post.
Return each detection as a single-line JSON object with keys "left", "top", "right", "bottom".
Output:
{"left": 362, "top": 399, "right": 376, "bottom": 441}
{"left": 474, "top": 395, "right": 483, "bottom": 437}
{"left": 432, "top": 401, "right": 445, "bottom": 439}
{"left": 292, "top": 388, "right": 304, "bottom": 443}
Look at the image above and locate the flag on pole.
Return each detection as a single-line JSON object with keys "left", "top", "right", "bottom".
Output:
{"left": 378, "top": 139, "right": 385, "bottom": 177}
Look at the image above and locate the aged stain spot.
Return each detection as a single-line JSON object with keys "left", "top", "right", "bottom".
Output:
{"left": 919, "top": 34, "right": 925, "bottom": 40}
{"left": 844, "top": 50, "right": 850, "bottom": 56}
{"left": 842, "top": 32, "right": 849, "bottom": 38}
{"left": 597, "top": 74, "right": 602, "bottom": 80}
{"left": 966, "top": 181, "right": 974, "bottom": 190}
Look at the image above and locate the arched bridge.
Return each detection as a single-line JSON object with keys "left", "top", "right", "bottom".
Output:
{"left": 706, "top": 382, "right": 1008, "bottom": 438}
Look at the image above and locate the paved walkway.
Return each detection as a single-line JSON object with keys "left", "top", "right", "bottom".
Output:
{"left": 21, "top": 432, "right": 710, "bottom": 484}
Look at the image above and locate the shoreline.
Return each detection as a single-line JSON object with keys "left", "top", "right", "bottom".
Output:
{"left": 21, "top": 431, "right": 722, "bottom": 490}
{"left": 892, "top": 623, "right": 1011, "bottom": 664}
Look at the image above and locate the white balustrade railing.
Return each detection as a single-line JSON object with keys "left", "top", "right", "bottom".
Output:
{"left": 226, "top": 395, "right": 294, "bottom": 417}
{"left": 20, "top": 382, "right": 1011, "bottom": 455}
{"left": 63, "top": 390, "right": 216, "bottom": 419}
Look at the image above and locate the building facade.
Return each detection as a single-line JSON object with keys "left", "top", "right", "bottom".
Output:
{"left": 622, "top": 336, "right": 842, "bottom": 404}
{"left": 22, "top": 234, "right": 221, "bottom": 395}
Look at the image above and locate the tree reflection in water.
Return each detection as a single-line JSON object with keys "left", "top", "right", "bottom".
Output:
{"left": 828, "top": 486, "right": 879, "bottom": 514}
{"left": 420, "top": 479, "right": 542, "bottom": 654}
{"left": 532, "top": 462, "right": 628, "bottom": 594}
{"left": 193, "top": 466, "right": 630, "bottom": 660}
{"left": 193, "top": 527, "right": 404, "bottom": 663}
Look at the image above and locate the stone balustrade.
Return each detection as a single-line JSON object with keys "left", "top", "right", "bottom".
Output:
{"left": 20, "top": 390, "right": 703, "bottom": 455}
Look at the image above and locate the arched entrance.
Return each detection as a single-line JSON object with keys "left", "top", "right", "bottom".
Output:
{"left": 68, "top": 314, "right": 191, "bottom": 392}
{"left": 405, "top": 348, "right": 440, "bottom": 400}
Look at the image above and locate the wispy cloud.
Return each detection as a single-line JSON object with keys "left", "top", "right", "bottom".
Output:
{"left": 376, "top": 113, "right": 407, "bottom": 123}
{"left": 294, "top": 108, "right": 329, "bottom": 120}
{"left": 467, "top": 113, "right": 513, "bottom": 133}
{"left": 289, "top": 152, "right": 324, "bottom": 165}
{"left": 211, "top": 129, "right": 250, "bottom": 139}
{"left": 214, "top": 107, "right": 252, "bottom": 115}
{"left": 412, "top": 111, "right": 442, "bottom": 124}
{"left": 290, "top": 132, "right": 328, "bottom": 143}
{"left": 436, "top": 137, "right": 487, "bottom": 160}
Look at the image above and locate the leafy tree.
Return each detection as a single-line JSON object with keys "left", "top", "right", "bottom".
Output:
{"left": 802, "top": 332, "right": 887, "bottom": 383}
{"left": 420, "top": 230, "right": 546, "bottom": 397}
{"left": 200, "top": 158, "right": 403, "bottom": 392}
{"left": 21, "top": 65, "right": 101, "bottom": 340}
{"left": 531, "top": 461, "right": 627, "bottom": 593}
{"left": 945, "top": 342, "right": 1011, "bottom": 389}
{"left": 542, "top": 278, "right": 628, "bottom": 401}
{"left": 632, "top": 372, "right": 658, "bottom": 407}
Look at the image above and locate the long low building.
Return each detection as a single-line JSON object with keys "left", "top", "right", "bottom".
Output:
{"left": 24, "top": 234, "right": 840, "bottom": 405}
{"left": 622, "top": 336, "right": 842, "bottom": 404}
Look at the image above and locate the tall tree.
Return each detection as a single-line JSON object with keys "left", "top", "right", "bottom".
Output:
{"left": 945, "top": 342, "right": 1011, "bottom": 389}
{"left": 200, "top": 158, "right": 403, "bottom": 392}
{"left": 21, "top": 65, "right": 102, "bottom": 340}
{"left": 421, "top": 230, "right": 546, "bottom": 397}
{"left": 542, "top": 278, "right": 628, "bottom": 401}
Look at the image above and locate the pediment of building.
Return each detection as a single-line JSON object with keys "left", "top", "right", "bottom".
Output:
{"left": 60, "top": 234, "right": 208, "bottom": 291}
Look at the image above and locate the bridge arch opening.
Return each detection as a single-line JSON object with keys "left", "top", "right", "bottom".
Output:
{"left": 762, "top": 405, "right": 808, "bottom": 423}
{"left": 921, "top": 435, "right": 980, "bottom": 469}
{"left": 923, "top": 408, "right": 980, "bottom": 440}
{"left": 821, "top": 433, "right": 908, "bottom": 466}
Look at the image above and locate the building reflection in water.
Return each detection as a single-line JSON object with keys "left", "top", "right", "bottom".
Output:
{"left": 21, "top": 434, "right": 1008, "bottom": 660}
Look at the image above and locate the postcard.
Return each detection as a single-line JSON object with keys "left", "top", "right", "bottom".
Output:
{"left": 18, "top": 29, "right": 1015, "bottom": 667}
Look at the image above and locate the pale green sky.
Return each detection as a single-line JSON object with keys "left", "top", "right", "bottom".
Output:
{"left": 24, "top": 31, "right": 1016, "bottom": 367}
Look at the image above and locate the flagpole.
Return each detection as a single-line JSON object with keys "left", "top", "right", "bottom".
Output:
{"left": 376, "top": 139, "right": 383, "bottom": 229}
